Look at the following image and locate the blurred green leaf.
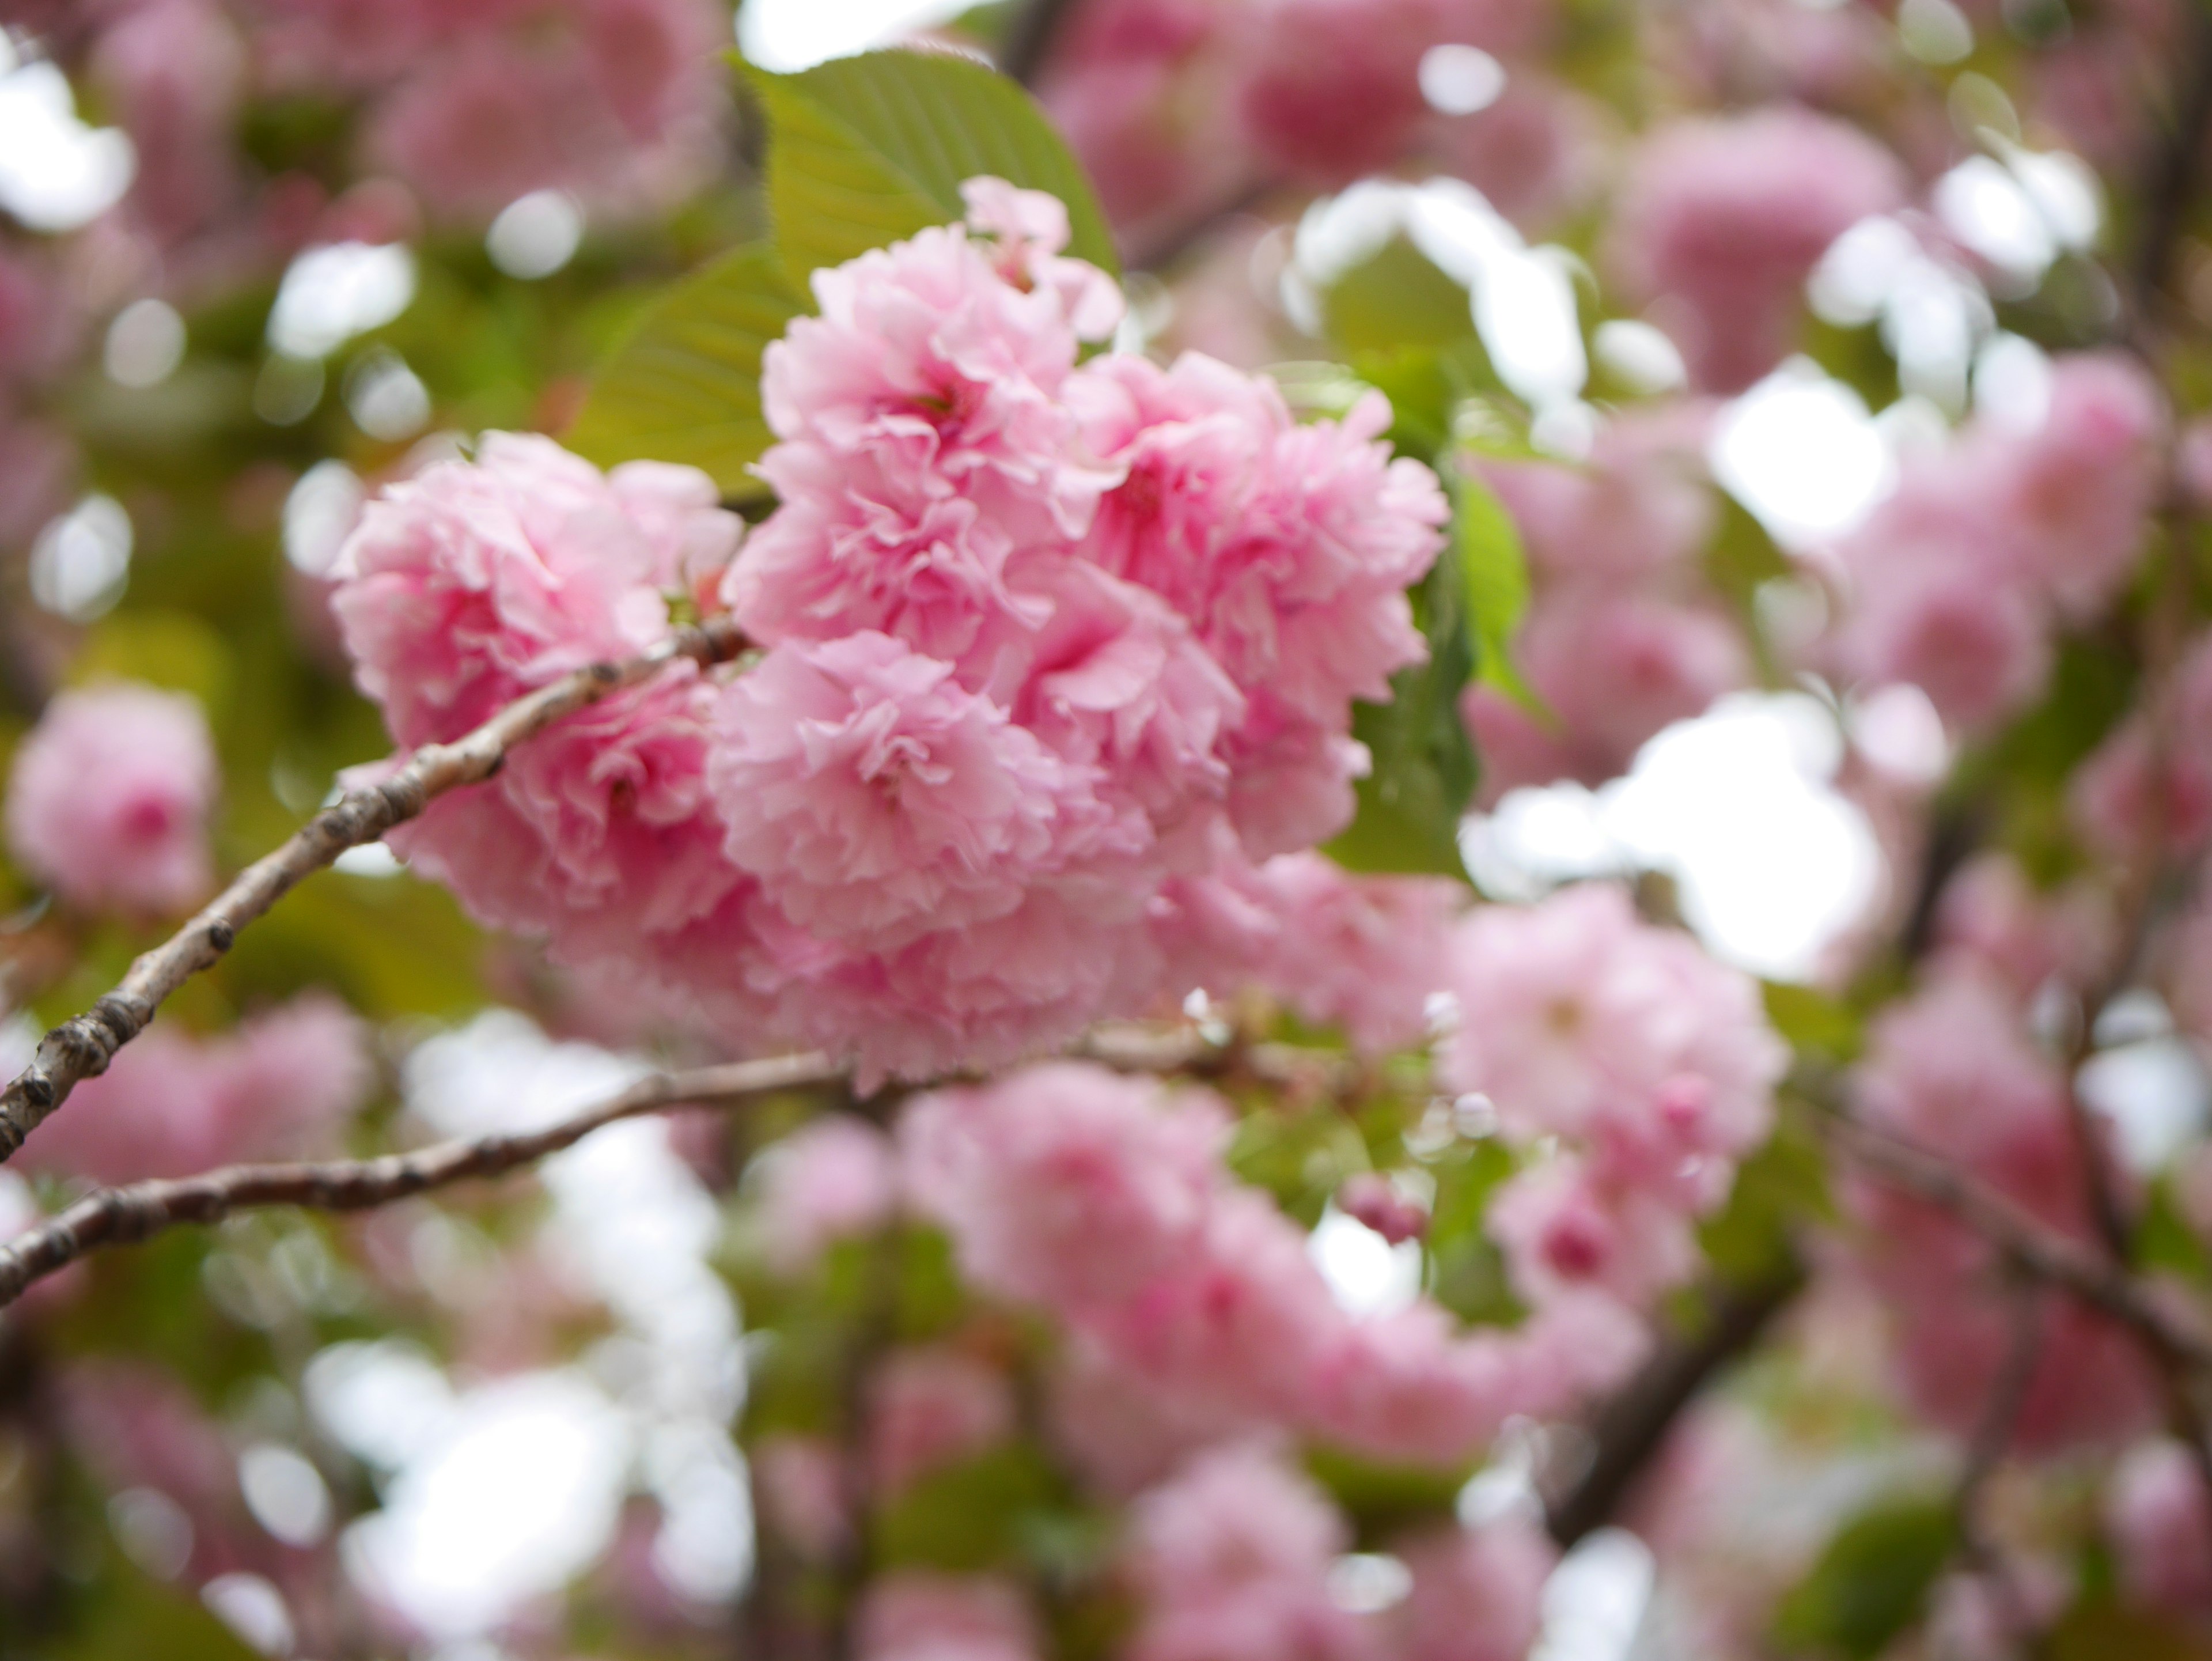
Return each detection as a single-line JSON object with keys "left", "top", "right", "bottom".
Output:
{"left": 566, "top": 244, "right": 803, "bottom": 501}
{"left": 1773, "top": 1494, "right": 1956, "bottom": 1660}
{"left": 1307, "top": 1445, "right": 1471, "bottom": 1542}
{"left": 1326, "top": 469, "right": 1517, "bottom": 876}
{"left": 1699, "top": 1114, "right": 1829, "bottom": 1284}
{"left": 1425, "top": 1137, "right": 1521, "bottom": 1326}
{"left": 873, "top": 1443, "right": 1068, "bottom": 1572}
{"left": 745, "top": 50, "right": 1119, "bottom": 290}
{"left": 1457, "top": 469, "right": 1534, "bottom": 705}
{"left": 56, "top": 1563, "right": 263, "bottom": 1661}
{"left": 1762, "top": 982, "right": 1862, "bottom": 1066}
{"left": 70, "top": 611, "right": 238, "bottom": 722}
{"left": 1324, "top": 238, "right": 1476, "bottom": 356}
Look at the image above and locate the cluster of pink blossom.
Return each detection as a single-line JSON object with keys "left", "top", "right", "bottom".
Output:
{"left": 1439, "top": 883, "right": 1787, "bottom": 1314}
{"left": 1606, "top": 104, "right": 1907, "bottom": 392}
{"left": 1036, "top": 0, "right": 1591, "bottom": 253}
{"left": 858, "top": 1573, "right": 1042, "bottom": 1661}
{"left": 335, "top": 183, "right": 1448, "bottom": 1081}
{"left": 1825, "top": 353, "right": 2168, "bottom": 734}
{"left": 1123, "top": 1443, "right": 1554, "bottom": 1661}
{"left": 256, "top": 0, "right": 728, "bottom": 220}
{"left": 6, "top": 681, "right": 221, "bottom": 918}
{"left": 1846, "top": 971, "right": 2163, "bottom": 1452}
{"left": 757, "top": 1064, "right": 1643, "bottom": 1476}
{"left": 1150, "top": 852, "right": 1465, "bottom": 1053}
{"left": 18, "top": 994, "right": 373, "bottom": 1183}
{"left": 2073, "top": 628, "right": 2212, "bottom": 862}
{"left": 1460, "top": 410, "right": 1749, "bottom": 799}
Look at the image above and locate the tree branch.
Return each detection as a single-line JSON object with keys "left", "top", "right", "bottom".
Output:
{"left": 1816, "top": 1108, "right": 2212, "bottom": 1371}
{"left": 0, "top": 615, "right": 749, "bottom": 1165}
{"left": 0, "top": 1050, "right": 838, "bottom": 1307}
{"left": 999, "top": 0, "right": 1083, "bottom": 87}
{"left": 1546, "top": 1261, "right": 1805, "bottom": 1547}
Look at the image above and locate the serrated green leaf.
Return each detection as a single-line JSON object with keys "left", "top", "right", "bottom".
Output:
{"left": 745, "top": 50, "right": 1118, "bottom": 289}
{"left": 1773, "top": 1495, "right": 1956, "bottom": 1660}
{"left": 565, "top": 244, "right": 802, "bottom": 500}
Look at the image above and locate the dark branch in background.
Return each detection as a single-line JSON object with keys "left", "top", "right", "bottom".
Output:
{"left": 1816, "top": 1107, "right": 2212, "bottom": 1370}
{"left": 1545, "top": 1261, "right": 1806, "bottom": 1549}
{"left": 0, "top": 1052, "right": 839, "bottom": 1307}
{"left": 1951, "top": 1278, "right": 2047, "bottom": 1653}
{"left": 1000, "top": 0, "right": 1082, "bottom": 87}
{"left": 2134, "top": 2, "right": 2212, "bottom": 316}
{"left": 0, "top": 615, "right": 749, "bottom": 1165}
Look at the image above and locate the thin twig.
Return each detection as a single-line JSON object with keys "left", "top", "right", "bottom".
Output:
{"left": 1952, "top": 1276, "right": 2047, "bottom": 1658}
{"left": 0, "top": 615, "right": 749, "bottom": 1165}
{"left": 1817, "top": 1108, "right": 2212, "bottom": 1372}
{"left": 1545, "top": 1261, "right": 1806, "bottom": 1547}
{"left": 0, "top": 1051, "right": 838, "bottom": 1308}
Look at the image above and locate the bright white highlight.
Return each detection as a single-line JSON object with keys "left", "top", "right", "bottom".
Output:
{"left": 1533, "top": 1528, "right": 1655, "bottom": 1661}
{"left": 283, "top": 460, "right": 365, "bottom": 577}
{"left": 342, "top": 1371, "right": 634, "bottom": 1640}
{"left": 1897, "top": 0, "right": 1973, "bottom": 64}
{"left": 1419, "top": 44, "right": 1506, "bottom": 115}
{"left": 105, "top": 300, "right": 187, "bottom": 389}
{"left": 1464, "top": 694, "right": 1883, "bottom": 982}
{"left": 268, "top": 243, "right": 418, "bottom": 360}
{"left": 240, "top": 1443, "right": 333, "bottom": 1546}
{"left": 738, "top": 0, "right": 972, "bottom": 70}
{"left": 202, "top": 1573, "right": 294, "bottom": 1657}
{"left": 31, "top": 494, "right": 133, "bottom": 623}
{"left": 346, "top": 350, "right": 432, "bottom": 441}
{"left": 488, "top": 190, "right": 585, "bottom": 280}
{"left": 1309, "top": 1204, "right": 1425, "bottom": 1319}
{"left": 1594, "top": 319, "right": 1687, "bottom": 395}
{"left": 0, "top": 54, "right": 134, "bottom": 230}
{"left": 1328, "top": 1552, "right": 1416, "bottom": 1614}
{"left": 1710, "top": 361, "right": 1895, "bottom": 548}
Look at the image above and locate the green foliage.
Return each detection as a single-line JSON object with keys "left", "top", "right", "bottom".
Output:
{"left": 745, "top": 51, "right": 1118, "bottom": 290}
{"left": 566, "top": 244, "right": 804, "bottom": 500}
{"left": 2046, "top": 1596, "right": 2212, "bottom": 1661}
{"left": 1323, "top": 238, "right": 1478, "bottom": 355}
{"left": 1423, "top": 1136, "right": 1522, "bottom": 1326}
{"left": 1225, "top": 1100, "right": 1374, "bottom": 1225}
{"left": 36, "top": 1565, "right": 262, "bottom": 1661}
{"left": 1307, "top": 1444, "right": 1471, "bottom": 1544}
{"left": 1772, "top": 1494, "right": 1956, "bottom": 1660}
{"left": 873, "top": 1444, "right": 1071, "bottom": 1572}
{"left": 1328, "top": 470, "right": 1528, "bottom": 876}
{"left": 1698, "top": 1113, "right": 1829, "bottom": 1284}
{"left": 1762, "top": 982, "right": 1863, "bottom": 1066}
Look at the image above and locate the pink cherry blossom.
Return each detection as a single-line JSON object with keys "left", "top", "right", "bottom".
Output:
{"left": 1487, "top": 1156, "right": 1702, "bottom": 1308}
{"left": 1930, "top": 854, "right": 2113, "bottom": 1007}
{"left": 858, "top": 1573, "right": 1040, "bottom": 1661}
{"left": 2107, "top": 1439, "right": 2212, "bottom": 1620}
{"left": 1154, "top": 851, "right": 1462, "bottom": 1053}
{"left": 2073, "top": 630, "right": 2212, "bottom": 860}
{"left": 1336, "top": 1171, "right": 1430, "bottom": 1245}
{"left": 90, "top": 0, "right": 246, "bottom": 243}
{"left": 752, "top": 1433, "right": 851, "bottom": 1560}
{"left": 20, "top": 996, "right": 373, "bottom": 1185}
{"left": 711, "top": 633, "right": 1137, "bottom": 950}
{"left": 1608, "top": 105, "right": 1907, "bottom": 391}
{"left": 753, "top": 1115, "right": 899, "bottom": 1273}
{"left": 867, "top": 1347, "right": 1017, "bottom": 1497}
{"left": 1439, "top": 883, "right": 1785, "bottom": 1181}
{"left": 1124, "top": 1443, "right": 1378, "bottom": 1661}
{"left": 1389, "top": 1518, "right": 1558, "bottom": 1661}
{"left": 6, "top": 682, "right": 219, "bottom": 917}
{"left": 1463, "top": 589, "right": 1749, "bottom": 798}
{"left": 900, "top": 1064, "right": 1231, "bottom": 1311}
{"left": 1849, "top": 975, "right": 2164, "bottom": 1452}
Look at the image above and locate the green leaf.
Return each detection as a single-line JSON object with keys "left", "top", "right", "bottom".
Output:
{"left": 565, "top": 245, "right": 802, "bottom": 500}
{"left": 873, "top": 1444, "right": 1068, "bottom": 1572}
{"left": 1773, "top": 1496, "right": 1956, "bottom": 1660}
{"left": 745, "top": 50, "right": 1118, "bottom": 290}
{"left": 1327, "top": 468, "right": 1529, "bottom": 877}
{"left": 1762, "top": 982, "right": 1863, "bottom": 1065}
{"left": 2047, "top": 1596, "right": 2212, "bottom": 1661}
{"left": 1324, "top": 237, "right": 1477, "bottom": 356}
{"left": 1457, "top": 469, "right": 1534, "bottom": 705}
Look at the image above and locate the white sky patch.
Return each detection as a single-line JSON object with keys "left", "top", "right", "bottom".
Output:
{"left": 737, "top": 0, "right": 974, "bottom": 70}
{"left": 267, "top": 243, "right": 417, "bottom": 360}
{"left": 326, "top": 1013, "right": 754, "bottom": 1633}
{"left": 0, "top": 52, "right": 134, "bottom": 231}
{"left": 342, "top": 1370, "right": 634, "bottom": 1640}
{"left": 283, "top": 460, "right": 365, "bottom": 577}
{"left": 487, "top": 190, "right": 584, "bottom": 281}
{"left": 1464, "top": 694, "right": 1883, "bottom": 982}
{"left": 1308, "top": 1204, "right": 1426, "bottom": 1319}
{"left": 1419, "top": 44, "right": 1506, "bottom": 115}
{"left": 1533, "top": 1528, "right": 1654, "bottom": 1661}
{"left": 1710, "top": 360, "right": 1895, "bottom": 548}
{"left": 30, "top": 493, "right": 132, "bottom": 623}
{"left": 105, "top": 300, "right": 187, "bottom": 389}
